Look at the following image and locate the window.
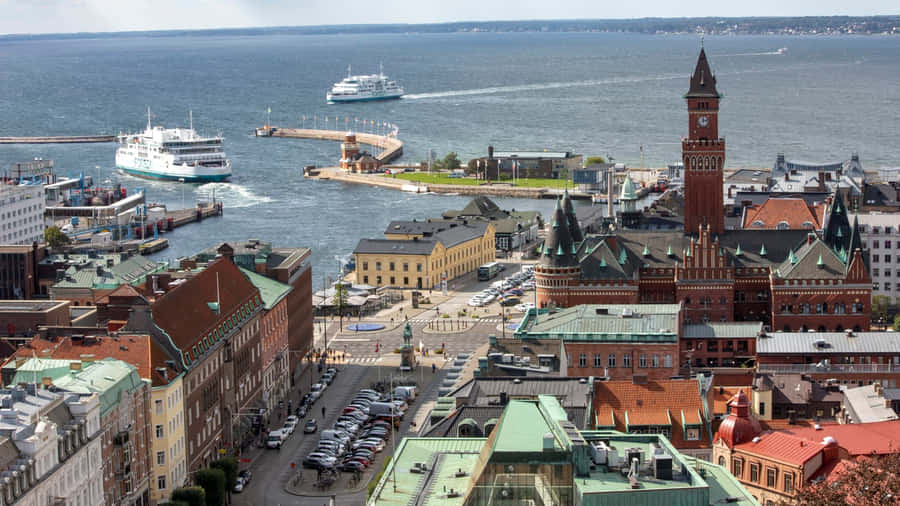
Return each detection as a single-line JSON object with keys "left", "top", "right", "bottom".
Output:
{"left": 784, "top": 472, "right": 794, "bottom": 494}
{"left": 759, "top": 402, "right": 766, "bottom": 416}
{"left": 685, "top": 427, "right": 700, "bottom": 441}
{"left": 390, "top": 276, "right": 395, "bottom": 285}
{"left": 155, "top": 400, "right": 163, "bottom": 415}
{"left": 157, "top": 451, "right": 165, "bottom": 465}
{"left": 389, "top": 262, "right": 395, "bottom": 271}
{"left": 376, "top": 275, "right": 382, "bottom": 285}
{"left": 594, "top": 354, "right": 602, "bottom": 368}
{"left": 623, "top": 354, "right": 631, "bottom": 368}
{"left": 579, "top": 354, "right": 587, "bottom": 367}
{"left": 732, "top": 458, "right": 743, "bottom": 478}
{"left": 363, "top": 275, "right": 369, "bottom": 284}
{"left": 417, "top": 263, "right": 423, "bottom": 272}
{"left": 874, "top": 240, "right": 881, "bottom": 249}
{"left": 766, "top": 467, "right": 777, "bottom": 488}
{"left": 157, "top": 475, "right": 167, "bottom": 490}
{"left": 362, "top": 262, "right": 368, "bottom": 270}
{"left": 651, "top": 355, "right": 659, "bottom": 368}
{"left": 375, "top": 261, "right": 382, "bottom": 271}
{"left": 749, "top": 463, "right": 759, "bottom": 483}
{"left": 608, "top": 354, "right": 616, "bottom": 368}
{"left": 639, "top": 354, "right": 647, "bottom": 368}
{"left": 403, "top": 263, "right": 408, "bottom": 272}
{"left": 155, "top": 425, "right": 164, "bottom": 439}
{"left": 874, "top": 254, "right": 881, "bottom": 263}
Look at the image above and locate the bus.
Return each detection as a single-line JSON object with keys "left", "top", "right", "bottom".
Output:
{"left": 478, "top": 262, "right": 501, "bottom": 281}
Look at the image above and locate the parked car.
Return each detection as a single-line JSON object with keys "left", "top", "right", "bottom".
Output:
{"left": 302, "top": 453, "right": 336, "bottom": 470}
{"left": 321, "top": 372, "right": 335, "bottom": 385}
{"left": 266, "top": 429, "right": 286, "bottom": 449}
{"left": 233, "top": 477, "right": 246, "bottom": 493}
{"left": 296, "top": 405, "right": 308, "bottom": 418}
{"left": 338, "top": 460, "right": 366, "bottom": 472}
{"left": 234, "top": 470, "right": 252, "bottom": 492}
{"left": 303, "top": 419, "right": 318, "bottom": 434}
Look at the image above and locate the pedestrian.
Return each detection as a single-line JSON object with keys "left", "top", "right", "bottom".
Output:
{"left": 321, "top": 405, "right": 326, "bottom": 417}
{"left": 432, "top": 363, "right": 436, "bottom": 374}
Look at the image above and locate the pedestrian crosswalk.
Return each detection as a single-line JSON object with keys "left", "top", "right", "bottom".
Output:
{"left": 405, "top": 317, "right": 502, "bottom": 324}
{"left": 343, "top": 356, "right": 380, "bottom": 364}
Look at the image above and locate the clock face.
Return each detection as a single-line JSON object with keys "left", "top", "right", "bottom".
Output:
{"left": 698, "top": 115, "right": 709, "bottom": 127}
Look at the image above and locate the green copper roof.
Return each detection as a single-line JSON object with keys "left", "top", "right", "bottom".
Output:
{"left": 618, "top": 249, "right": 627, "bottom": 265}
{"left": 239, "top": 267, "right": 292, "bottom": 310}
{"left": 685, "top": 247, "right": 691, "bottom": 257}
{"left": 836, "top": 227, "right": 843, "bottom": 238}
{"left": 11, "top": 358, "right": 146, "bottom": 417}
{"left": 666, "top": 245, "right": 673, "bottom": 257}
{"left": 642, "top": 245, "right": 650, "bottom": 257}
{"left": 789, "top": 249, "right": 798, "bottom": 264}
{"left": 759, "top": 244, "right": 767, "bottom": 256}
{"left": 557, "top": 244, "right": 565, "bottom": 256}
{"left": 735, "top": 244, "right": 742, "bottom": 256}
{"left": 817, "top": 254, "right": 825, "bottom": 267}
{"left": 599, "top": 258, "right": 607, "bottom": 268}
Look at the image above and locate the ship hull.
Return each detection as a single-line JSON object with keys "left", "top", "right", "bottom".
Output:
{"left": 117, "top": 166, "right": 231, "bottom": 182}
{"left": 326, "top": 93, "right": 404, "bottom": 103}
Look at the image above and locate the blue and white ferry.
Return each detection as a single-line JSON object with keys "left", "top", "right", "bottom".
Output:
{"left": 116, "top": 109, "right": 231, "bottom": 182}
{"left": 326, "top": 64, "right": 404, "bottom": 103}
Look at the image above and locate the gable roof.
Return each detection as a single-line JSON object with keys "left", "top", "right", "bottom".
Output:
{"left": 3, "top": 334, "right": 153, "bottom": 380}
{"left": 742, "top": 198, "right": 826, "bottom": 230}
{"left": 354, "top": 238, "right": 437, "bottom": 256}
{"left": 733, "top": 430, "right": 823, "bottom": 466}
{"left": 780, "top": 420, "right": 900, "bottom": 456}
{"left": 238, "top": 267, "right": 292, "bottom": 310}
{"left": 150, "top": 258, "right": 261, "bottom": 364}
{"left": 593, "top": 379, "right": 709, "bottom": 449}
{"left": 775, "top": 236, "right": 847, "bottom": 280}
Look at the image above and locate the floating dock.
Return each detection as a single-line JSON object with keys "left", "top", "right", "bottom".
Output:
{"left": 0, "top": 135, "right": 115, "bottom": 144}
{"left": 256, "top": 126, "right": 403, "bottom": 164}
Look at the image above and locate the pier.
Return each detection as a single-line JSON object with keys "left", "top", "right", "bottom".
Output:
{"left": 0, "top": 135, "right": 115, "bottom": 144}
{"left": 256, "top": 126, "right": 403, "bottom": 163}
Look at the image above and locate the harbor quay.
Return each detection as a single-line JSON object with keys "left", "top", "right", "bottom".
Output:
{"left": 0, "top": 134, "right": 116, "bottom": 144}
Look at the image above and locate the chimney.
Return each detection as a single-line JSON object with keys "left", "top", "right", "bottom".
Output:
{"left": 818, "top": 171, "right": 826, "bottom": 192}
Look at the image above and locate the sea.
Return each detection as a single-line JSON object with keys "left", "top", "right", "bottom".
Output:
{"left": 1, "top": 31, "right": 899, "bottom": 287}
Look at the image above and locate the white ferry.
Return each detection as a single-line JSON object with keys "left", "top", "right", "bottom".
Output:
{"left": 326, "top": 64, "right": 404, "bottom": 103}
{"left": 116, "top": 109, "right": 231, "bottom": 183}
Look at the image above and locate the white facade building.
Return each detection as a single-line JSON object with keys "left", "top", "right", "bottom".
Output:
{"left": 853, "top": 213, "right": 900, "bottom": 305}
{"left": 0, "top": 384, "right": 103, "bottom": 506}
{"left": 0, "top": 185, "right": 45, "bottom": 245}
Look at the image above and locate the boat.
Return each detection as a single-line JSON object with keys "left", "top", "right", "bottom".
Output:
{"left": 116, "top": 109, "right": 231, "bottom": 182}
{"left": 326, "top": 64, "right": 404, "bottom": 103}
{"left": 401, "top": 183, "right": 428, "bottom": 193}
{"left": 776, "top": 47, "right": 787, "bottom": 55}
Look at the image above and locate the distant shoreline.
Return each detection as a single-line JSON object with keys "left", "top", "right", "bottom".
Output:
{"left": 3, "top": 16, "right": 898, "bottom": 40}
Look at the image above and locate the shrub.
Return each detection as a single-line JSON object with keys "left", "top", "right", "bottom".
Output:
{"left": 171, "top": 487, "right": 205, "bottom": 506}
{"left": 368, "top": 455, "right": 392, "bottom": 498}
{"left": 195, "top": 468, "right": 226, "bottom": 506}
{"left": 210, "top": 457, "right": 238, "bottom": 492}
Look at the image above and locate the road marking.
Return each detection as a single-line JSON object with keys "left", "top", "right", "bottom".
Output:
{"left": 330, "top": 338, "right": 372, "bottom": 342}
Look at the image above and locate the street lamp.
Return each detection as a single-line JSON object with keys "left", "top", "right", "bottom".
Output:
{"left": 178, "top": 178, "right": 185, "bottom": 209}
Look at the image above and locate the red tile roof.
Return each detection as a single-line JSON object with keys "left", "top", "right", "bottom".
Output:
{"left": 4, "top": 334, "right": 153, "bottom": 379}
{"left": 742, "top": 198, "right": 826, "bottom": 230}
{"left": 151, "top": 258, "right": 261, "bottom": 365}
{"left": 780, "top": 420, "right": 900, "bottom": 456}
{"left": 593, "top": 379, "right": 709, "bottom": 448}
{"left": 734, "top": 431, "right": 824, "bottom": 466}
{"left": 712, "top": 387, "right": 742, "bottom": 414}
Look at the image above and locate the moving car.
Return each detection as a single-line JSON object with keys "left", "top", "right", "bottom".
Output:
{"left": 266, "top": 429, "right": 286, "bottom": 449}
{"left": 304, "top": 419, "right": 319, "bottom": 434}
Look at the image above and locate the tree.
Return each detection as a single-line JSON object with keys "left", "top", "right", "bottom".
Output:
{"left": 171, "top": 487, "right": 205, "bottom": 506}
{"left": 334, "top": 281, "right": 350, "bottom": 331}
{"left": 873, "top": 295, "right": 891, "bottom": 326}
{"left": 894, "top": 314, "right": 900, "bottom": 332}
{"left": 796, "top": 451, "right": 900, "bottom": 505}
{"left": 210, "top": 457, "right": 238, "bottom": 496}
{"left": 441, "top": 152, "right": 461, "bottom": 171}
{"left": 194, "top": 468, "right": 227, "bottom": 506}
{"left": 44, "top": 225, "right": 70, "bottom": 249}
{"left": 585, "top": 156, "right": 607, "bottom": 165}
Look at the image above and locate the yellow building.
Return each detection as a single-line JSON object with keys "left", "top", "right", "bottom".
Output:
{"left": 354, "top": 220, "right": 495, "bottom": 289}
{"left": 150, "top": 373, "right": 187, "bottom": 504}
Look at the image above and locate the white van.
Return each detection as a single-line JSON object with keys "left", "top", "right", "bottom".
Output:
{"left": 266, "top": 429, "right": 286, "bottom": 449}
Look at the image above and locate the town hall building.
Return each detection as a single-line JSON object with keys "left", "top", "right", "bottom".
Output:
{"left": 535, "top": 48, "right": 872, "bottom": 333}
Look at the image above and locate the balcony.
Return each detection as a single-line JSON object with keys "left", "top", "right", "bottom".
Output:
{"left": 113, "top": 431, "right": 129, "bottom": 446}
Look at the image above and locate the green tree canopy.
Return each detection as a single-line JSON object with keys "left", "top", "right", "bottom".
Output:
{"left": 44, "top": 225, "right": 70, "bottom": 249}
{"left": 194, "top": 468, "right": 226, "bottom": 506}
{"left": 210, "top": 457, "right": 238, "bottom": 493}
{"left": 796, "top": 451, "right": 900, "bottom": 505}
{"left": 171, "top": 487, "right": 205, "bottom": 506}
{"left": 585, "top": 156, "right": 607, "bottom": 165}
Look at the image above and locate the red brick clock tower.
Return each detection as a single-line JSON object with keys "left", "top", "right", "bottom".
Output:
{"left": 683, "top": 48, "right": 725, "bottom": 236}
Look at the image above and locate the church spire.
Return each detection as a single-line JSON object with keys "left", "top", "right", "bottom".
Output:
{"left": 561, "top": 189, "right": 584, "bottom": 244}
{"left": 685, "top": 48, "right": 721, "bottom": 99}
{"left": 539, "top": 197, "right": 578, "bottom": 268}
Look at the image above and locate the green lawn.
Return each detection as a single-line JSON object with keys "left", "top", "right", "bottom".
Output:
{"left": 381, "top": 172, "right": 570, "bottom": 189}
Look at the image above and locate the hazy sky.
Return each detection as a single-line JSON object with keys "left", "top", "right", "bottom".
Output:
{"left": 1, "top": 0, "right": 898, "bottom": 35}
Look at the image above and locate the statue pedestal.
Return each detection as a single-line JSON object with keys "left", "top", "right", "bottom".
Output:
{"left": 400, "top": 347, "right": 417, "bottom": 372}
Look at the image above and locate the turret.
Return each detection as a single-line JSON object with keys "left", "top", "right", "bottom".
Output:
{"left": 561, "top": 189, "right": 584, "bottom": 244}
